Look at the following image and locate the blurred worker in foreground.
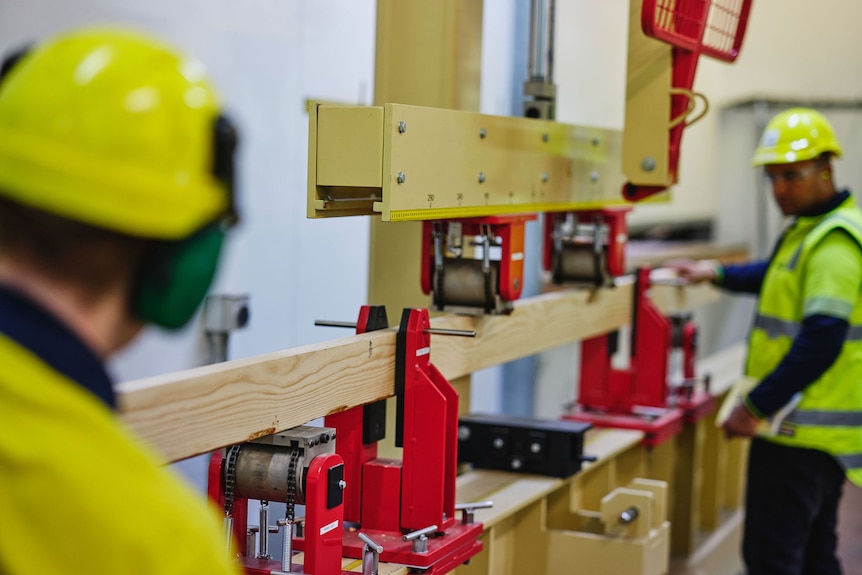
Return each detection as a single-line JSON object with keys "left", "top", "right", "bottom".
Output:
{"left": 0, "top": 29, "right": 242, "bottom": 573}
{"left": 676, "top": 108, "right": 862, "bottom": 574}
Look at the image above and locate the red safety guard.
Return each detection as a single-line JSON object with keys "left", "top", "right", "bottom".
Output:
{"left": 626, "top": 0, "right": 753, "bottom": 201}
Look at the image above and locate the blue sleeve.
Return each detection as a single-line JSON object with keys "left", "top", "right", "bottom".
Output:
{"left": 746, "top": 314, "right": 848, "bottom": 417}
{"left": 720, "top": 261, "right": 769, "bottom": 294}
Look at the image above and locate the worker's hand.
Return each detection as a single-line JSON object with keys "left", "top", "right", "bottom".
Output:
{"left": 665, "top": 259, "right": 719, "bottom": 285}
{"left": 721, "top": 403, "right": 760, "bottom": 439}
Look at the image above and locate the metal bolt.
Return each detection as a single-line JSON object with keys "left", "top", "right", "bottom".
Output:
{"left": 511, "top": 458, "right": 523, "bottom": 470}
{"left": 479, "top": 128, "right": 487, "bottom": 139}
{"left": 338, "top": 480, "right": 347, "bottom": 490}
{"left": 478, "top": 172, "right": 486, "bottom": 184}
{"left": 541, "top": 172, "right": 549, "bottom": 183}
{"left": 591, "top": 171, "right": 600, "bottom": 182}
{"left": 641, "top": 157, "right": 657, "bottom": 172}
{"left": 458, "top": 426, "right": 471, "bottom": 441}
{"left": 397, "top": 172, "right": 406, "bottom": 184}
{"left": 397, "top": 121, "right": 407, "bottom": 134}
{"left": 592, "top": 137, "right": 600, "bottom": 146}
{"left": 542, "top": 133, "right": 550, "bottom": 143}
{"left": 493, "top": 437, "right": 505, "bottom": 449}
{"left": 530, "top": 442, "right": 542, "bottom": 454}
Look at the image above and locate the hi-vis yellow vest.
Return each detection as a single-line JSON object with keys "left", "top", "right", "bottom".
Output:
{"left": 746, "top": 197, "right": 862, "bottom": 486}
{"left": 0, "top": 333, "right": 242, "bottom": 574}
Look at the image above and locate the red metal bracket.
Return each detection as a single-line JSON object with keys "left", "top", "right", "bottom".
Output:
{"left": 542, "top": 207, "right": 632, "bottom": 284}
{"left": 421, "top": 214, "right": 536, "bottom": 312}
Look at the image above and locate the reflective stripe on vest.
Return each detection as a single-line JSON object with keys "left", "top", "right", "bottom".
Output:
{"left": 754, "top": 313, "right": 862, "bottom": 341}
{"left": 785, "top": 410, "right": 862, "bottom": 426}
{"left": 837, "top": 452, "right": 862, "bottom": 470}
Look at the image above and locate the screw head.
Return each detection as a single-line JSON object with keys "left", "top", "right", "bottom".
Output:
{"left": 542, "top": 133, "right": 550, "bottom": 143}
{"left": 641, "top": 157, "right": 657, "bottom": 172}
{"left": 493, "top": 437, "right": 505, "bottom": 449}
{"left": 397, "top": 171, "right": 406, "bottom": 184}
{"left": 479, "top": 128, "right": 487, "bottom": 139}
{"left": 590, "top": 171, "right": 600, "bottom": 182}
{"left": 530, "top": 442, "right": 542, "bottom": 454}
{"left": 397, "top": 121, "right": 407, "bottom": 134}
{"left": 458, "top": 426, "right": 471, "bottom": 441}
{"left": 541, "top": 172, "right": 549, "bottom": 183}
{"left": 592, "top": 137, "right": 600, "bottom": 146}
{"left": 511, "top": 458, "right": 523, "bottom": 470}
{"left": 338, "top": 480, "right": 347, "bottom": 490}
{"left": 478, "top": 172, "right": 486, "bottom": 184}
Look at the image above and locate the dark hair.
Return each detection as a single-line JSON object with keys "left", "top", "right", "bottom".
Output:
{"left": 0, "top": 196, "right": 148, "bottom": 300}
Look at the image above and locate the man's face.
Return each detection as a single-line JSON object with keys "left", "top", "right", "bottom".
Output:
{"left": 764, "top": 160, "right": 831, "bottom": 216}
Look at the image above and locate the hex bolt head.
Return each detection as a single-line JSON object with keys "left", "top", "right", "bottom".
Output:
{"left": 397, "top": 171, "right": 406, "bottom": 184}
{"left": 397, "top": 121, "right": 407, "bottom": 134}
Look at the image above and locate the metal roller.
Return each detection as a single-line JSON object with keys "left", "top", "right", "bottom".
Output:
{"left": 233, "top": 443, "right": 306, "bottom": 503}
{"left": 554, "top": 244, "right": 607, "bottom": 284}
{"left": 434, "top": 259, "right": 499, "bottom": 309}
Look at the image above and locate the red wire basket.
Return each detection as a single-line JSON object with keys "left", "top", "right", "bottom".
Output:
{"left": 625, "top": 0, "right": 753, "bottom": 201}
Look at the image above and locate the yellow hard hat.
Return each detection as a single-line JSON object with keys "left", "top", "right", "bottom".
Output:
{"left": 0, "top": 28, "right": 232, "bottom": 239}
{"left": 751, "top": 107, "right": 843, "bottom": 166}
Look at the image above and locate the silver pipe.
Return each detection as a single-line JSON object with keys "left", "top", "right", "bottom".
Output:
{"left": 528, "top": 0, "right": 556, "bottom": 83}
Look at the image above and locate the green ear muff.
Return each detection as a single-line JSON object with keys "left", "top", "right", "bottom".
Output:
{"left": 133, "top": 225, "right": 224, "bottom": 330}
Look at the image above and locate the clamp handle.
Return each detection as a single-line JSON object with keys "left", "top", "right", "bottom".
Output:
{"left": 402, "top": 524, "right": 438, "bottom": 553}
{"left": 358, "top": 532, "right": 383, "bottom": 575}
{"left": 454, "top": 500, "right": 493, "bottom": 525}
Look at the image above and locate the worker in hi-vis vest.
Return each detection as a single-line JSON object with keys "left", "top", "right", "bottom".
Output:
{"left": 0, "top": 29, "right": 242, "bottom": 574}
{"left": 677, "top": 108, "right": 862, "bottom": 575}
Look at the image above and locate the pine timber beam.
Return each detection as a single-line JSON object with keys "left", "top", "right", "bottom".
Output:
{"left": 117, "top": 281, "right": 719, "bottom": 463}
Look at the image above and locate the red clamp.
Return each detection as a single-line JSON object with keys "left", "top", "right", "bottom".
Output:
{"left": 337, "top": 308, "right": 483, "bottom": 572}
{"left": 566, "top": 268, "right": 688, "bottom": 446}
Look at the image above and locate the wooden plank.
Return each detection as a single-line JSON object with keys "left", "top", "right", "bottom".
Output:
{"left": 117, "top": 333, "right": 397, "bottom": 463}
{"left": 117, "top": 283, "right": 721, "bottom": 462}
